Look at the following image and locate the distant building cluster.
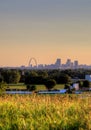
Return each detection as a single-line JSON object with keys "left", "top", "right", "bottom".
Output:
{"left": 26, "top": 58, "right": 91, "bottom": 70}
{"left": 3, "top": 58, "right": 91, "bottom": 70}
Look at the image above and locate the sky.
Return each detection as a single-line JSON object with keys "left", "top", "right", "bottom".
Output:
{"left": 0, "top": 0, "right": 91, "bottom": 67}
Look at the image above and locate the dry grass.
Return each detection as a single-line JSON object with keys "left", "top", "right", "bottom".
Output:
{"left": 0, "top": 94, "right": 90, "bottom": 129}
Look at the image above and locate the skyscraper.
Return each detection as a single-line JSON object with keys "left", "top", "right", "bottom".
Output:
{"left": 74, "top": 60, "right": 78, "bottom": 68}
{"left": 66, "top": 59, "right": 71, "bottom": 67}
{"left": 55, "top": 58, "right": 61, "bottom": 68}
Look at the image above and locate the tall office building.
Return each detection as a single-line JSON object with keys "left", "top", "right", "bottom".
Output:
{"left": 74, "top": 60, "right": 78, "bottom": 68}
{"left": 66, "top": 59, "right": 71, "bottom": 67}
{"left": 55, "top": 58, "right": 61, "bottom": 68}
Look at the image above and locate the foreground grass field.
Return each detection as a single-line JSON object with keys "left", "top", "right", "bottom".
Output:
{"left": 0, "top": 94, "right": 91, "bottom": 130}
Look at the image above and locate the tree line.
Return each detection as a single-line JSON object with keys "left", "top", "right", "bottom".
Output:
{"left": 0, "top": 69, "right": 72, "bottom": 84}
{"left": 0, "top": 68, "right": 90, "bottom": 91}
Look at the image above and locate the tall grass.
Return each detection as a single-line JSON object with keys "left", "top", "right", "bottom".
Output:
{"left": 0, "top": 94, "right": 91, "bottom": 130}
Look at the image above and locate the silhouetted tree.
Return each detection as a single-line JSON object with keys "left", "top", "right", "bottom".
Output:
{"left": 83, "top": 80, "right": 90, "bottom": 88}
{"left": 10, "top": 71, "right": 21, "bottom": 83}
{"left": 64, "top": 84, "right": 72, "bottom": 93}
{"left": 2, "top": 70, "right": 20, "bottom": 84}
{"left": 57, "top": 74, "right": 71, "bottom": 84}
{"left": 26, "top": 85, "right": 36, "bottom": 91}
{"left": 44, "top": 79, "right": 56, "bottom": 90}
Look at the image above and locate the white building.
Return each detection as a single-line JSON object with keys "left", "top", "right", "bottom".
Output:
{"left": 73, "top": 83, "right": 79, "bottom": 90}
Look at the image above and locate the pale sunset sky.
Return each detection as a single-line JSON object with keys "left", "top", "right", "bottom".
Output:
{"left": 0, "top": 0, "right": 91, "bottom": 66}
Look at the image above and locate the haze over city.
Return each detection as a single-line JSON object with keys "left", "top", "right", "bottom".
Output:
{"left": 0, "top": 0, "right": 91, "bottom": 67}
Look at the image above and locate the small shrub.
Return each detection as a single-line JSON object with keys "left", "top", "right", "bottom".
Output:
{"left": 26, "top": 85, "right": 36, "bottom": 91}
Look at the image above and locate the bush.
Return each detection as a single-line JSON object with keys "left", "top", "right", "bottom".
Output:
{"left": 44, "top": 79, "right": 56, "bottom": 90}
{"left": 64, "top": 84, "right": 72, "bottom": 94}
{"left": 26, "top": 85, "right": 36, "bottom": 91}
{"left": 0, "top": 82, "right": 6, "bottom": 94}
{"left": 83, "top": 80, "right": 90, "bottom": 88}
{"left": 64, "top": 84, "right": 70, "bottom": 89}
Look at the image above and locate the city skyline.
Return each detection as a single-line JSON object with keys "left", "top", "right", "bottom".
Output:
{"left": 28, "top": 58, "right": 91, "bottom": 70}
{"left": 2, "top": 58, "right": 91, "bottom": 70}
{"left": 0, "top": 0, "right": 91, "bottom": 66}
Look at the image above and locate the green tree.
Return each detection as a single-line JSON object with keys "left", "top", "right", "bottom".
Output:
{"left": 0, "top": 82, "right": 6, "bottom": 94}
{"left": 57, "top": 74, "right": 71, "bottom": 84}
{"left": 83, "top": 80, "right": 90, "bottom": 88}
{"left": 25, "top": 71, "right": 38, "bottom": 85}
{"left": 0, "top": 77, "right": 6, "bottom": 94}
{"left": 2, "top": 70, "right": 20, "bottom": 84}
{"left": 10, "top": 71, "right": 21, "bottom": 83}
{"left": 44, "top": 79, "right": 56, "bottom": 90}
{"left": 38, "top": 70, "right": 48, "bottom": 78}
